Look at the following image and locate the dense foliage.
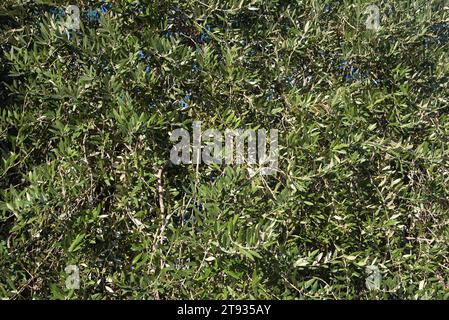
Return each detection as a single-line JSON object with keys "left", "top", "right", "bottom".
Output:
{"left": 0, "top": 0, "right": 448, "bottom": 299}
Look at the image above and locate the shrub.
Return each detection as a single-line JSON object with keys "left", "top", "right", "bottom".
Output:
{"left": 0, "top": 0, "right": 448, "bottom": 299}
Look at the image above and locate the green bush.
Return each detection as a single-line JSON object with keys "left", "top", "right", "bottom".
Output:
{"left": 0, "top": 0, "right": 448, "bottom": 299}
